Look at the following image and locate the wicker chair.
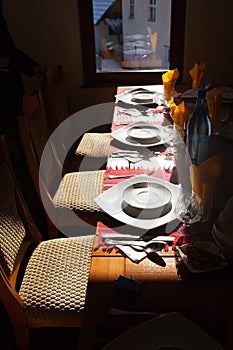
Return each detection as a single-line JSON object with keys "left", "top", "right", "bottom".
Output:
{"left": 40, "top": 65, "right": 72, "bottom": 133}
{"left": 18, "top": 92, "right": 105, "bottom": 238}
{"left": 40, "top": 65, "right": 111, "bottom": 170}
{"left": 0, "top": 135, "right": 94, "bottom": 350}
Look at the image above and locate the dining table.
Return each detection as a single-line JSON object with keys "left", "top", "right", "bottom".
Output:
{"left": 77, "top": 85, "right": 233, "bottom": 350}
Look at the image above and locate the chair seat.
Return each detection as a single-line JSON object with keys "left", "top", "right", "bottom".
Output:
{"left": 19, "top": 235, "right": 94, "bottom": 327}
{"left": 75, "top": 133, "right": 111, "bottom": 158}
{"left": 53, "top": 170, "right": 105, "bottom": 212}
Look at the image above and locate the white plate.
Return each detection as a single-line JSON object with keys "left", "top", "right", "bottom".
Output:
{"left": 177, "top": 243, "right": 228, "bottom": 274}
{"left": 122, "top": 182, "right": 172, "bottom": 219}
{"left": 116, "top": 86, "right": 164, "bottom": 106}
{"left": 111, "top": 121, "right": 176, "bottom": 147}
{"left": 95, "top": 175, "right": 182, "bottom": 230}
{"left": 127, "top": 124, "right": 161, "bottom": 143}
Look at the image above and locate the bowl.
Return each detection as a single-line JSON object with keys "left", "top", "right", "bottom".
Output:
{"left": 122, "top": 181, "right": 172, "bottom": 219}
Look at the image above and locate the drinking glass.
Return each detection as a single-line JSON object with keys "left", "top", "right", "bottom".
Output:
{"left": 164, "top": 124, "right": 183, "bottom": 146}
{"left": 175, "top": 191, "right": 203, "bottom": 234}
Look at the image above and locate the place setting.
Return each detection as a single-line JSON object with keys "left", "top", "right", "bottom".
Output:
{"left": 108, "top": 149, "right": 175, "bottom": 173}
{"left": 104, "top": 238, "right": 168, "bottom": 266}
{"left": 95, "top": 207, "right": 179, "bottom": 265}
{"left": 96, "top": 157, "right": 229, "bottom": 272}
{"left": 115, "top": 85, "right": 165, "bottom": 107}
{"left": 111, "top": 121, "right": 181, "bottom": 148}
{"left": 94, "top": 169, "right": 187, "bottom": 265}
{"left": 95, "top": 172, "right": 182, "bottom": 231}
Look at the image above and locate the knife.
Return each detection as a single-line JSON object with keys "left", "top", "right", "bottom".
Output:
{"left": 111, "top": 153, "right": 143, "bottom": 158}
{"left": 103, "top": 236, "right": 175, "bottom": 245}
{"left": 112, "top": 150, "right": 140, "bottom": 154}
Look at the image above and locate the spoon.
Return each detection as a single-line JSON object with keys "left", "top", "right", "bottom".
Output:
{"left": 105, "top": 239, "right": 166, "bottom": 251}
{"left": 141, "top": 241, "right": 166, "bottom": 253}
{"left": 110, "top": 239, "right": 166, "bottom": 267}
{"left": 104, "top": 239, "right": 166, "bottom": 267}
{"left": 132, "top": 242, "right": 166, "bottom": 267}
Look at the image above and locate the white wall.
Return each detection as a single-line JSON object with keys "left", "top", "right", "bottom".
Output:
{"left": 3, "top": 0, "right": 233, "bottom": 115}
{"left": 122, "top": 0, "right": 171, "bottom": 66}
{"left": 4, "top": 0, "right": 81, "bottom": 107}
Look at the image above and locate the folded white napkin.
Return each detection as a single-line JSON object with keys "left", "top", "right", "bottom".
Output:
{"left": 116, "top": 244, "right": 147, "bottom": 263}
{"left": 117, "top": 108, "right": 143, "bottom": 117}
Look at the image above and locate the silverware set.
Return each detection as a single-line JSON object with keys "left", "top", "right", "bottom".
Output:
{"left": 111, "top": 150, "right": 143, "bottom": 158}
{"left": 108, "top": 169, "right": 154, "bottom": 179}
{"left": 103, "top": 236, "right": 175, "bottom": 267}
{"left": 109, "top": 149, "right": 175, "bottom": 172}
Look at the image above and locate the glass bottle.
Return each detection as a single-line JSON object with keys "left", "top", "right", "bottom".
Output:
{"left": 186, "top": 89, "right": 211, "bottom": 165}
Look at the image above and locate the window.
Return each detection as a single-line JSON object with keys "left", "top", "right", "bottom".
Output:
{"left": 129, "top": 0, "right": 135, "bottom": 19}
{"left": 148, "top": 0, "right": 156, "bottom": 22}
{"left": 78, "top": 0, "right": 186, "bottom": 87}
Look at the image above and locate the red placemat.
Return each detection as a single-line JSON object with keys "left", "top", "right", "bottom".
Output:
{"left": 103, "top": 167, "right": 172, "bottom": 190}
{"left": 95, "top": 222, "right": 193, "bottom": 253}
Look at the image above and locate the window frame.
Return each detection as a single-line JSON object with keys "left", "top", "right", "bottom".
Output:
{"left": 129, "top": 0, "right": 135, "bottom": 19}
{"left": 78, "top": 0, "right": 186, "bottom": 87}
{"left": 148, "top": 0, "right": 156, "bottom": 22}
